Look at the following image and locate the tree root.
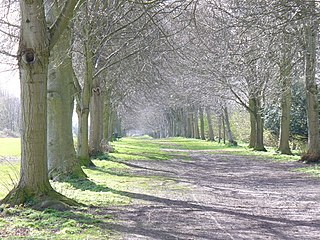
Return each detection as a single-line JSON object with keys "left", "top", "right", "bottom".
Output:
{"left": 0, "top": 185, "right": 84, "bottom": 211}
{"left": 299, "top": 153, "right": 320, "bottom": 164}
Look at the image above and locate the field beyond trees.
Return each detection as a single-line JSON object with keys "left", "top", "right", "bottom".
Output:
{"left": 1, "top": 137, "right": 320, "bottom": 239}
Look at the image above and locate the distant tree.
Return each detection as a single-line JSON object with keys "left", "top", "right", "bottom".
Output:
{"left": 0, "top": 91, "right": 20, "bottom": 133}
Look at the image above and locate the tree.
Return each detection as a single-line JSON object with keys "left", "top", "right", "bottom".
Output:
{"left": 1, "top": 0, "right": 82, "bottom": 208}
{"left": 46, "top": 0, "right": 87, "bottom": 180}
{"left": 301, "top": 1, "right": 320, "bottom": 161}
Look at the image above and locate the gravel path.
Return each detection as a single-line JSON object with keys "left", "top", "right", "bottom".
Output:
{"left": 108, "top": 150, "right": 320, "bottom": 240}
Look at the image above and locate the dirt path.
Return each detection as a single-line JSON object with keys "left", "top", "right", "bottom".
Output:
{"left": 107, "top": 150, "right": 320, "bottom": 240}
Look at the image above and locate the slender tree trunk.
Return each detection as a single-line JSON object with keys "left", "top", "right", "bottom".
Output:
{"left": 254, "top": 98, "right": 266, "bottom": 151}
{"left": 89, "top": 79, "right": 103, "bottom": 157}
{"left": 103, "top": 89, "right": 111, "bottom": 141}
{"left": 199, "top": 107, "right": 206, "bottom": 140}
{"left": 186, "top": 110, "right": 192, "bottom": 138}
{"left": 194, "top": 109, "right": 200, "bottom": 139}
{"left": 248, "top": 98, "right": 257, "bottom": 148}
{"left": 77, "top": 43, "right": 94, "bottom": 166}
{"left": 205, "top": 107, "right": 215, "bottom": 141}
{"left": 222, "top": 114, "right": 226, "bottom": 144}
{"left": 223, "top": 106, "right": 236, "bottom": 146}
{"left": 218, "top": 114, "right": 222, "bottom": 143}
{"left": 278, "top": 55, "right": 292, "bottom": 155}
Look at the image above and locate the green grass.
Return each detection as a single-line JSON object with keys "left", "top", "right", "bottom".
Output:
{"left": 0, "top": 137, "right": 184, "bottom": 239}
{"left": 110, "top": 136, "right": 186, "bottom": 161}
{"left": 0, "top": 138, "right": 20, "bottom": 157}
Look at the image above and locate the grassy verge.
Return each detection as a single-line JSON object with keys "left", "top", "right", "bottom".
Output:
{"left": 0, "top": 137, "right": 185, "bottom": 239}
{"left": 154, "top": 137, "right": 300, "bottom": 162}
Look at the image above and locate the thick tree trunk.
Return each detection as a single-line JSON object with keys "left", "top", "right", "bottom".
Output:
{"left": 199, "top": 107, "right": 206, "bottom": 140}
{"left": 205, "top": 107, "right": 215, "bottom": 141}
{"left": 278, "top": 56, "right": 292, "bottom": 155}
{"left": 1, "top": 0, "right": 78, "bottom": 208}
{"left": 47, "top": 29, "right": 87, "bottom": 180}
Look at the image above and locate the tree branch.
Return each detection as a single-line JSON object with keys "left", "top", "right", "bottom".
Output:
{"left": 49, "top": 0, "right": 84, "bottom": 50}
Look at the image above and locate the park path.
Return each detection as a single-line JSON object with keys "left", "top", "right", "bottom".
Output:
{"left": 107, "top": 149, "right": 320, "bottom": 240}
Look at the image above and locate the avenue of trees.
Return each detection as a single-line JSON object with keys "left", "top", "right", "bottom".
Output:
{"left": 0, "top": 0, "right": 319, "bottom": 208}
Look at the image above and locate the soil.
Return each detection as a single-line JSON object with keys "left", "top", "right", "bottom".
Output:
{"left": 106, "top": 149, "right": 320, "bottom": 240}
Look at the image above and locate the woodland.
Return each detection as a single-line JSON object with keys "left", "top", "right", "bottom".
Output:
{"left": 0, "top": 0, "right": 320, "bottom": 238}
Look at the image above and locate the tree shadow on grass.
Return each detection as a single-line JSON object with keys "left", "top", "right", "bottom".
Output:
{"left": 107, "top": 159, "right": 177, "bottom": 175}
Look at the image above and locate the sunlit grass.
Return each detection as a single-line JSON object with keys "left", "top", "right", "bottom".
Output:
{"left": 0, "top": 138, "right": 20, "bottom": 157}
{"left": 0, "top": 162, "right": 19, "bottom": 200}
{"left": 295, "top": 164, "right": 320, "bottom": 177}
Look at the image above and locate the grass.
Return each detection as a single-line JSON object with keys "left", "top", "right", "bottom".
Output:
{"left": 0, "top": 137, "right": 186, "bottom": 239}
{"left": 0, "top": 138, "right": 20, "bottom": 157}
{"left": 0, "top": 136, "right": 318, "bottom": 239}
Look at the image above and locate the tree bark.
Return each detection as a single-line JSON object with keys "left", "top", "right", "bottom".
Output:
{"left": 278, "top": 52, "right": 292, "bottom": 155}
{"left": 218, "top": 114, "right": 222, "bottom": 143}
{"left": 193, "top": 109, "right": 200, "bottom": 139}
{"left": 89, "top": 79, "right": 103, "bottom": 157}
{"left": 47, "top": 14, "right": 86, "bottom": 179}
{"left": 303, "top": 8, "right": 320, "bottom": 157}
{"left": 248, "top": 98, "right": 257, "bottom": 148}
{"left": 223, "top": 106, "right": 236, "bottom": 146}
{"left": 76, "top": 43, "right": 94, "bottom": 166}
{"left": 254, "top": 98, "right": 266, "bottom": 151}
{"left": 205, "top": 107, "right": 215, "bottom": 141}
{"left": 199, "top": 107, "right": 206, "bottom": 140}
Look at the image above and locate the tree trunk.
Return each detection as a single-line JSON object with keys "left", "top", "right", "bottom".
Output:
{"left": 193, "top": 109, "right": 200, "bottom": 139}
{"left": 89, "top": 79, "right": 103, "bottom": 157}
{"left": 47, "top": 27, "right": 86, "bottom": 180}
{"left": 76, "top": 43, "right": 94, "bottom": 166}
{"left": 1, "top": 0, "right": 78, "bottom": 208}
{"left": 248, "top": 98, "right": 257, "bottom": 148}
{"left": 205, "top": 107, "right": 215, "bottom": 141}
{"left": 186, "top": 110, "right": 192, "bottom": 138}
{"left": 199, "top": 107, "right": 206, "bottom": 140}
{"left": 218, "top": 114, "right": 222, "bottom": 143}
{"left": 103, "top": 89, "right": 111, "bottom": 141}
{"left": 222, "top": 114, "right": 226, "bottom": 144}
{"left": 223, "top": 106, "right": 236, "bottom": 146}
{"left": 254, "top": 98, "right": 266, "bottom": 151}
{"left": 304, "top": 10, "right": 320, "bottom": 157}
{"left": 278, "top": 54, "right": 292, "bottom": 155}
